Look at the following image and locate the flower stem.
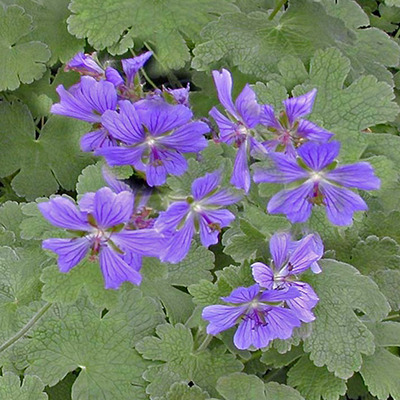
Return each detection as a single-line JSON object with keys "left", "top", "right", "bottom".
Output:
{"left": 383, "top": 312, "right": 400, "bottom": 321}
{"left": 268, "top": 0, "right": 287, "bottom": 21}
{"left": 197, "top": 334, "right": 213, "bottom": 352}
{"left": 0, "top": 302, "right": 52, "bottom": 353}
{"left": 129, "top": 48, "right": 158, "bottom": 90}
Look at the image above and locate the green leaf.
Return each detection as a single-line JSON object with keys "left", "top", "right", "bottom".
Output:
{"left": 303, "top": 259, "right": 390, "bottom": 379}
{"left": 193, "top": 0, "right": 400, "bottom": 84}
{"left": 260, "top": 345, "right": 304, "bottom": 368}
{"left": 136, "top": 324, "right": 243, "bottom": 397}
{"left": 360, "top": 322, "right": 400, "bottom": 400}
{"left": 67, "top": 0, "right": 238, "bottom": 70}
{"left": 372, "top": 269, "right": 400, "bottom": 311}
{"left": 0, "top": 102, "right": 94, "bottom": 200}
{"left": 0, "top": 201, "right": 25, "bottom": 247}
{"left": 264, "top": 382, "right": 305, "bottom": 400}
{"left": 0, "top": 5, "right": 50, "bottom": 91}
{"left": 14, "top": 0, "right": 84, "bottom": 65}
{"left": 287, "top": 355, "right": 347, "bottom": 400}
{"left": 0, "top": 372, "right": 47, "bottom": 400}
{"left": 26, "top": 299, "right": 150, "bottom": 399}
{"left": 166, "top": 382, "right": 211, "bottom": 400}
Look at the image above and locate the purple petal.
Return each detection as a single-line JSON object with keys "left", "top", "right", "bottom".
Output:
{"left": 112, "top": 228, "right": 166, "bottom": 257}
{"left": 78, "top": 192, "right": 95, "bottom": 213}
{"left": 198, "top": 216, "right": 220, "bottom": 247}
{"left": 99, "top": 245, "right": 142, "bottom": 289}
{"left": 297, "top": 119, "right": 334, "bottom": 142}
{"left": 203, "top": 305, "right": 246, "bottom": 335}
{"left": 263, "top": 307, "right": 301, "bottom": 340}
{"left": 138, "top": 102, "right": 192, "bottom": 135}
{"left": 209, "top": 107, "right": 237, "bottom": 145}
{"left": 269, "top": 232, "right": 291, "bottom": 269}
{"left": 164, "top": 84, "right": 191, "bottom": 107}
{"left": 191, "top": 171, "right": 221, "bottom": 200}
{"left": 105, "top": 67, "right": 124, "bottom": 87}
{"left": 286, "top": 234, "right": 320, "bottom": 274}
{"left": 234, "top": 316, "right": 272, "bottom": 350}
{"left": 283, "top": 89, "right": 317, "bottom": 125}
{"left": 101, "top": 101, "right": 145, "bottom": 145}
{"left": 253, "top": 153, "right": 308, "bottom": 184}
{"left": 203, "top": 188, "right": 242, "bottom": 206}
{"left": 154, "top": 201, "right": 190, "bottom": 232}
{"left": 221, "top": 284, "right": 260, "bottom": 304}
{"left": 102, "top": 166, "right": 132, "bottom": 194}
{"left": 42, "top": 238, "right": 90, "bottom": 273}
{"left": 38, "top": 197, "right": 90, "bottom": 231}
{"left": 267, "top": 181, "right": 314, "bottom": 223}
{"left": 297, "top": 141, "right": 340, "bottom": 171}
{"left": 230, "top": 141, "right": 251, "bottom": 193}
{"left": 319, "top": 182, "right": 368, "bottom": 226}
{"left": 251, "top": 262, "right": 274, "bottom": 289}
{"left": 286, "top": 282, "right": 319, "bottom": 322}
{"left": 260, "top": 104, "right": 281, "bottom": 129}
{"left": 160, "top": 216, "right": 195, "bottom": 263}
{"left": 121, "top": 51, "right": 152, "bottom": 86}
{"left": 162, "top": 149, "right": 188, "bottom": 175}
{"left": 157, "top": 121, "right": 209, "bottom": 153}
{"left": 66, "top": 52, "right": 104, "bottom": 76}
{"left": 199, "top": 209, "right": 235, "bottom": 229}
{"left": 259, "top": 287, "right": 300, "bottom": 302}
{"left": 92, "top": 187, "right": 134, "bottom": 228}
{"left": 96, "top": 146, "right": 146, "bottom": 169}
{"left": 325, "top": 162, "right": 381, "bottom": 190}
{"left": 234, "top": 84, "right": 260, "bottom": 128}
{"left": 80, "top": 128, "right": 117, "bottom": 152}
{"left": 212, "top": 69, "right": 237, "bottom": 118}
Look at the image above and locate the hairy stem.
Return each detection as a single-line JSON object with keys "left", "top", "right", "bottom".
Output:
{"left": 197, "top": 334, "right": 213, "bottom": 352}
{"left": 0, "top": 302, "right": 52, "bottom": 353}
{"left": 268, "top": 0, "right": 287, "bottom": 21}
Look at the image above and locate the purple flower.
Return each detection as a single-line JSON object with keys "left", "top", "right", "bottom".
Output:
{"left": 253, "top": 141, "right": 381, "bottom": 225}
{"left": 202, "top": 284, "right": 301, "bottom": 350}
{"left": 121, "top": 51, "right": 153, "bottom": 87}
{"left": 251, "top": 232, "right": 322, "bottom": 322}
{"left": 209, "top": 69, "right": 264, "bottom": 193}
{"left": 65, "top": 52, "right": 104, "bottom": 78}
{"left": 51, "top": 76, "right": 118, "bottom": 152}
{"left": 260, "top": 90, "right": 333, "bottom": 158}
{"left": 96, "top": 100, "right": 209, "bottom": 186}
{"left": 39, "top": 187, "right": 163, "bottom": 289}
{"left": 155, "top": 171, "right": 241, "bottom": 263}
{"left": 163, "top": 83, "right": 191, "bottom": 107}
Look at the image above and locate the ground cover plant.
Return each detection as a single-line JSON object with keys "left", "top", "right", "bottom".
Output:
{"left": 0, "top": 0, "right": 400, "bottom": 399}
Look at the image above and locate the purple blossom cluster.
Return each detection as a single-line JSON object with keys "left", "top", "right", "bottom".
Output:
{"left": 40, "top": 55, "right": 382, "bottom": 351}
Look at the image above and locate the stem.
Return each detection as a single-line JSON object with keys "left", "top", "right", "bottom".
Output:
{"left": 197, "top": 334, "right": 213, "bottom": 352}
{"left": 268, "top": 0, "right": 287, "bottom": 21}
{"left": 264, "top": 366, "right": 286, "bottom": 382}
{"left": 395, "top": 27, "right": 400, "bottom": 40}
{"left": 383, "top": 313, "right": 400, "bottom": 321}
{"left": 242, "top": 350, "right": 262, "bottom": 363}
{"left": 0, "top": 302, "right": 52, "bottom": 353}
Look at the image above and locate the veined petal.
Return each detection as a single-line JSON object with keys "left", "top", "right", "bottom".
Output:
{"left": 80, "top": 128, "right": 117, "bottom": 152}
{"left": 92, "top": 187, "right": 134, "bottom": 228}
{"left": 38, "top": 197, "right": 90, "bottom": 231}
{"left": 101, "top": 101, "right": 145, "bottom": 145}
{"left": 203, "top": 305, "right": 246, "bottom": 335}
{"left": 161, "top": 216, "right": 195, "bottom": 263}
{"left": 253, "top": 153, "right": 308, "bottom": 184}
{"left": 325, "top": 162, "right": 381, "bottom": 190}
{"left": 319, "top": 181, "right": 368, "bottom": 226}
{"left": 155, "top": 201, "right": 190, "bottom": 232}
{"left": 230, "top": 141, "right": 251, "bottom": 193}
{"left": 283, "top": 89, "right": 317, "bottom": 125}
{"left": 212, "top": 69, "right": 237, "bottom": 118}
{"left": 260, "top": 104, "right": 280, "bottom": 129}
{"left": 199, "top": 209, "right": 235, "bottom": 228}
{"left": 234, "top": 315, "right": 272, "bottom": 350}
{"left": 202, "top": 188, "right": 242, "bottom": 206}
{"left": 99, "top": 245, "right": 142, "bottom": 289}
{"left": 259, "top": 287, "right": 300, "bottom": 302}
{"left": 96, "top": 146, "right": 146, "bottom": 169}
{"left": 42, "top": 238, "right": 90, "bottom": 273}
{"left": 286, "top": 281, "right": 319, "bottom": 322}
{"left": 209, "top": 107, "right": 237, "bottom": 144}
{"left": 221, "top": 284, "right": 260, "bottom": 304}
{"left": 251, "top": 262, "right": 274, "bottom": 289}
{"left": 138, "top": 102, "right": 192, "bottom": 135}
{"left": 157, "top": 121, "right": 209, "bottom": 153}
{"left": 121, "top": 51, "right": 152, "bottom": 86}
{"left": 112, "top": 228, "right": 166, "bottom": 257}
{"left": 105, "top": 66, "right": 124, "bottom": 87}
{"left": 78, "top": 192, "right": 95, "bottom": 213}
{"left": 287, "top": 234, "right": 320, "bottom": 275}
{"left": 297, "top": 119, "right": 334, "bottom": 142}
{"left": 267, "top": 181, "right": 314, "bottom": 223}
{"left": 269, "top": 232, "right": 291, "bottom": 269}
{"left": 297, "top": 141, "right": 340, "bottom": 171}
{"left": 235, "top": 84, "right": 260, "bottom": 128}
{"left": 198, "top": 216, "right": 220, "bottom": 247}
{"left": 191, "top": 171, "right": 221, "bottom": 200}
{"left": 101, "top": 166, "right": 133, "bottom": 194}
{"left": 263, "top": 307, "right": 301, "bottom": 340}
{"left": 66, "top": 52, "right": 104, "bottom": 75}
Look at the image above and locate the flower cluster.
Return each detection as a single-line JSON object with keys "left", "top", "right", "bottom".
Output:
{"left": 40, "top": 55, "right": 382, "bottom": 351}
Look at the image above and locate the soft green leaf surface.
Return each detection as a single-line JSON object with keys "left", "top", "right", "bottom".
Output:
{"left": 67, "top": 0, "right": 238, "bottom": 69}
{"left": 0, "top": 372, "right": 47, "bottom": 400}
{"left": 0, "top": 102, "right": 93, "bottom": 200}
{"left": 303, "top": 260, "right": 390, "bottom": 378}
{"left": 287, "top": 355, "right": 347, "bottom": 400}
{"left": 216, "top": 372, "right": 266, "bottom": 400}
{"left": 166, "top": 382, "right": 210, "bottom": 400}
{"left": 0, "top": 5, "right": 50, "bottom": 91}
